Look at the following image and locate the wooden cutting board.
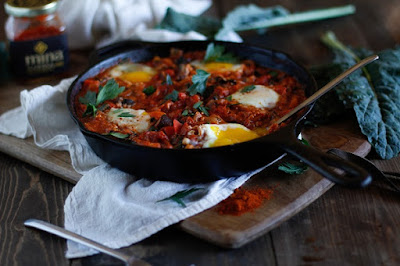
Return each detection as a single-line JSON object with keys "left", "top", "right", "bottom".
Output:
{"left": 0, "top": 118, "right": 370, "bottom": 248}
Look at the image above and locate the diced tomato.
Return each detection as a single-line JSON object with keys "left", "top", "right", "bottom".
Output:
{"left": 162, "top": 126, "right": 175, "bottom": 138}
{"left": 165, "top": 68, "right": 175, "bottom": 77}
{"left": 173, "top": 119, "right": 182, "bottom": 134}
{"left": 178, "top": 92, "right": 187, "bottom": 100}
{"left": 83, "top": 79, "right": 100, "bottom": 92}
{"left": 148, "top": 111, "right": 166, "bottom": 120}
{"left": 274, "top": 85, "right": 287, "bottom": 95}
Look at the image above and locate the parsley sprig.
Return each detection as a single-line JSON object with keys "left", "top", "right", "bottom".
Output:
{"left": 193, "top": 101, "right": 209, "bottom": 116}
{"left": 157, "top": 188, "right": 203, "bottom": 207}
{"left": 204, "top": 43, "right": 239, "bottom": 63}
{"left": 187, "top": 69, "right": 210, "bottom": 96}
{"left": 79, "top": 79, "right": 125, "bottom": 117}
{"left": 278, "top": 138, "right": 309, "bottom": 175}
{"left": 278, "top": 161, "right": 308, "bottom": 175}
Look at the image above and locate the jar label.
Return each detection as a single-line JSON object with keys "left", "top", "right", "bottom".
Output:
{"left": 9, "top": 34, "right": 69, "bottom": 77}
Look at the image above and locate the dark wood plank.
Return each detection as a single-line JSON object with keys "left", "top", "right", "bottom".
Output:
{"left": 272, "top": 183, "right": 400, "bottom": 265}
{"left": 0, "top": 152, "right": 73, "bottom": 266}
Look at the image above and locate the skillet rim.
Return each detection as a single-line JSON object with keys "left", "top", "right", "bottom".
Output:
{"left": 66, "top": 40, "right": 317, "bottom": 154}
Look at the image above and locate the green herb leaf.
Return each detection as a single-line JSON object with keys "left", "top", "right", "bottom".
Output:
{"left": 166, "top": 74, "right": 173, "bottom": 85}
{"left": 109, "top": 132, "right": 129, "bottom": 139}
{"left": 82, "top": 103, "right": 97, "bottom": 117}
{"left": 192, "top": 101, "right": 209, "bottom": 116}
{"left": 314, "top": 31, "right": 400, "bottom": 159}
{"left": 193, "top": 101, "right": 202, "bottom": 109}
{"left": 118, "top": 112, "right": 135, "bottom": 118}
{"left": 157, "top": 188, "right": 203, "bottom": 207}
{"left": 182, "top": 109, "right": 189, "bottom": 116}
{"left": 164, "top": 90, "right": 179, "bottom": 102}
{"left": 241, "top": 85, "right": 256, "bottom": 93}
{"left": 204, "top": 43, "right": 239, "bottom": 63}
{"left": 79, "top": 90, "right": 97, "bottom": 105}
{"left": 143, "top": 85, "right": 156, "bottom": 96}
{"left": 79, "top": 91, "right": 98, "bottom": 117}
{"left": 96, "top": 79, "right": 125, "bottom": 106}
{"left": 278, "top": 161, "right": 308, "bottom": 175}
{"left": 269, "top": 71, "right": 278, "bottom": 77}
{"left": 198, "top": 106, "right": 209, "bottom": 116}
{"left": 187, "top": 69, "right": 210, "bottom": 96}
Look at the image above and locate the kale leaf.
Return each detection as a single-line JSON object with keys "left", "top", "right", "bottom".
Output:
{"left": 312, "top": 32, "right": 400, "bottom": 159}
{"left": 155, "top": 8, "right": 221, "bottom": 38}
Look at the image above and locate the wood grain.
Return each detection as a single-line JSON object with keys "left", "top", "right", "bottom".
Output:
{"left": 0, "top": 152, "right": 73, "bottom": 266}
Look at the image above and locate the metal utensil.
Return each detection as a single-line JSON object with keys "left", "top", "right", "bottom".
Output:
{"left": 275, "top": 54, "right": 379, "bottom": 125}
{"left": 328, "top": 148, "right": 400, "bottom": 193}
{"left": 24, "top": 219, "right": 151, "bottom": 266}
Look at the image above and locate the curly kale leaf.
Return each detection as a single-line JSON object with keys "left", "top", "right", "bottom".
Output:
{"left": 315, "top": 32, "right": 400, "bottom": 159}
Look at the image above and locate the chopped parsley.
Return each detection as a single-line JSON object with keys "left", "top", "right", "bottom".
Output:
{"left": 79, "top": 79, "right": 125, "bottom": 117}
{"left": 187, "top": 69, "right": 210, "bottom": 96}
{"left": 118, "top": 112, "right": 135, "bottom": 118}
{"left": 166, "top": 74, "right": 173, "bottom": 85}
{"left": 193, "top": 101, "right": 209, "bottom": 116}
{"left": 204, "top": 43, "right": 239, "bottom": 63}
{"left": 164, "top": 89, "right": 179, "bottom": 102}
{"left": 109, "top": 132, "right": 129, "bottom": 139}
{"left": 143, "top": 85, "right": 156, "bottom": 96}
{"left": 241, "top": 85, "right": 256, "bottom": 93}
{"left": 157, "top": 188, "right": 203, "bottom": 207}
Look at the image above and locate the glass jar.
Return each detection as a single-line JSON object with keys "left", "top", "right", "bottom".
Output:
{"left": 4, "top": 0, "right": 69, "bottom": 78}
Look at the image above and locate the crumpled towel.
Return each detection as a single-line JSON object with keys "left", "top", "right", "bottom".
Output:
{"left": 58, "top": 0, "right": 213, "bottom": 49}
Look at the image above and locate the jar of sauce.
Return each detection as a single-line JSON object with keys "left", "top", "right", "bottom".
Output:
{"left": 4, "top": 0, "right": 69, "bottom": 78}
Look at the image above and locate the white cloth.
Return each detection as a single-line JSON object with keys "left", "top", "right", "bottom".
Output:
{"left": 58, "top": 0, "right": 213, "bottom": 49}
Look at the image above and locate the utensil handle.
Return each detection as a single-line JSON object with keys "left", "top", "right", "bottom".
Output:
{"left": 279, "top": 140, "right": 372, "bottom": 188}
{"left": 24, "top": 219, "right": 146, "bottom": 265}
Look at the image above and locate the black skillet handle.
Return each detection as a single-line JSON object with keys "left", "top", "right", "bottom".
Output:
{"left": 277, "top": 139, "right": 372, "bottom": 188}
{"left": 88, "top": 40, "right": 156, "bottom": 66}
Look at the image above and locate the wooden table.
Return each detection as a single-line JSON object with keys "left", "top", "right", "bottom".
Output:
{"left": 1, "top": 0, "right": 400, "bottom": 265}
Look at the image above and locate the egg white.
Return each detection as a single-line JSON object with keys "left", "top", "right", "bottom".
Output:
{"left": 197, "top": 123, "right": 260, "bottom": 148}
{"left": 231, "top": 85, "right": 280, "bottom": 109}
{"left": 107, "top": 108, "right": 151, "bottom": 133}
{"left": 191, "top": 60, "right": 244, "bottom": 73}
{"left": 109, "top": 63, "right": 156, "bottom": 83}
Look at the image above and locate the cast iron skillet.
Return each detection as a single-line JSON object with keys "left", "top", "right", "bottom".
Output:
{"left": 67, "top": 40, "right": 372, "bottom": 187}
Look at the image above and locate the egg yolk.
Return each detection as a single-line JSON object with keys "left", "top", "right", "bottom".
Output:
{"left": 204, "top": 62, "right": 234, "bottom": 72}
{"left": 120, "top": 71, "right": 153, "bottom": 83}
{"left": 209, "top": 125, "right": 260, "bottom": 147}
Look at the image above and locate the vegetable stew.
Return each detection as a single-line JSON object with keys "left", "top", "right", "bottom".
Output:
{"left": 74, "top": 44, "right": 306, "bottom": 149}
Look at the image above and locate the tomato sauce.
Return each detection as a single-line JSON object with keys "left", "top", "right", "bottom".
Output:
{"left": 74, "top": 46, "right": 307, "bottom": 149}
